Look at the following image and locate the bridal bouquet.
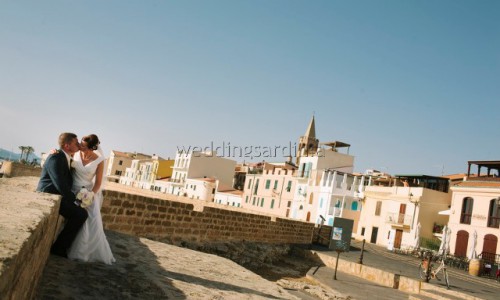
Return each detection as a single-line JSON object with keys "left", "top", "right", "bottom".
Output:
{"left": 76, "top": 187, "right": 94, "bottom": 208}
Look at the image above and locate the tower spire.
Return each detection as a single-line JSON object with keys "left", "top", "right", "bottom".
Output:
{"left": 296, "top": 115, "right": 319, "bottom": 163}
{"left": 304, "top": 115, "right": 316, "bottom": 140}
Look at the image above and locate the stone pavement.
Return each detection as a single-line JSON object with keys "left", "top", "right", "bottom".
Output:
{"left": 36, "top": 230, "right": 346, "bottom": 300}
{"left": 36, "top": 230, "right": 300, "bottom": 299}
{"left": 307, "top": 240, "right": 500, "bottom": 300}
{"left": 307, "top": 266, "right": 409, "bottom": 300}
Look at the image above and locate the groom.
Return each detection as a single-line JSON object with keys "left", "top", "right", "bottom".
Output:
{"left": 37, "top": 132, "right": 88, "bottom": 257}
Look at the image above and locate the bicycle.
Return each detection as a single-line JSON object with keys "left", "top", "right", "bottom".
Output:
{"left": 419, "top": 252, "right": 450, "bottom": 289}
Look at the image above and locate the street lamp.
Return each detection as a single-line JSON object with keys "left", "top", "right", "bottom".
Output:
{"left": 409, "top": 193, "right": 418, "bottom": 229}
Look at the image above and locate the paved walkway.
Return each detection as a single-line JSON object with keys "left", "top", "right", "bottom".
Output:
{"left": 309, "top": 240, "right": 500, "bottom": 300}
{"left": 36, "top": 231, "right": 301, "bottom": 299}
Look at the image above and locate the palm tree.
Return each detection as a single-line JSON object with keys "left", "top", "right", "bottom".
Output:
{"left": 25, "top": 146, "right": 34, "bottom": 162}
{"left": 18, "top": 146, "right": 27, "bottom": 162}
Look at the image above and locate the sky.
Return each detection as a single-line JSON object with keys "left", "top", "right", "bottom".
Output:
{"left": 1, "top": 0, "right": 499, "bottom": 176}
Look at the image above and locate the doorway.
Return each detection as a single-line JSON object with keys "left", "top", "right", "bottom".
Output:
{"left": 394, "top": 229, "right": 403, "bottom": 249}
{"left": 370, "top": 227, "right": 379, "bottom": 244}
{"left": 455, "top": 230, "right": 469, "bottom": 257}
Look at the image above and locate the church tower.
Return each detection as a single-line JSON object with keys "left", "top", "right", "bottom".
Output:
{"left": 296, "top": 116, "right": 319, "bottom": 163}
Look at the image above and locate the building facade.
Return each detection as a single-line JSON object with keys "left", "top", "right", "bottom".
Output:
{"left": 357, "top": 175, "right": 451, "bottom": 249}
{"left": 447, "top": 160, "right": 500, "bottom": 264}
{"left": 166, "top": 150, "right": 237, "bottom": 199}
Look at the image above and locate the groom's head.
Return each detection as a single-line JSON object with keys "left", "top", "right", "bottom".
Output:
{"left": 59, "top": 132, "right": 80, "bottom": 155}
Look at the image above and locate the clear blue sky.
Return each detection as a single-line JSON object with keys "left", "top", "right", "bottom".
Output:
{"left": 1, "top": 0, "right": 499, "bottom": 176}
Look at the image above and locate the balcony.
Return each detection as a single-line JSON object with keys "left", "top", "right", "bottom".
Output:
{"left": 487, "top": 217, "right": 500, "bottom": 228}
{"left": 466, "top": 175, "right": 500, "bottom": 182}
{"left": 172, "top": 164, "right": 187, "bottom": 170}
{"left": 169, "top": 178, "right": 185, "bottom": 185}
{"left": 386, "top": 212, "right": 412, "bottom": 227}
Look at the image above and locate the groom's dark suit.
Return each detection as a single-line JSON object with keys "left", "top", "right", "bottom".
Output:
{"left": 37, "top": 150, "right": 88, "bottom": 257}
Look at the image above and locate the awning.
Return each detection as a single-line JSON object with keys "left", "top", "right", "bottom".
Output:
{"left": 438, "top": 209, "right": 451, "bottom": 215}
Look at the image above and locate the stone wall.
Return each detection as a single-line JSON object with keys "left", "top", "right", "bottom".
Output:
{"left": 0, "top": 178, "right": 316, "bottom": 299}
{"left": 0, "top": 177, "right": 60, "bottom": 300}
{"left": 0, "top": 161, "right": 41, "bottom": 178}
{"left": 101, "top": 188, "right": 315, "bottom": 246}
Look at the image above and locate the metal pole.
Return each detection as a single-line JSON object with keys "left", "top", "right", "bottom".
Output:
{"left": 425, "top": 252, "right": 433, "bottom": 282}
{"left": 358, "top": 239, "right": 366, "bottom": 264}
{"left": 334, "top": 250, "right": 341, "bottom": 280}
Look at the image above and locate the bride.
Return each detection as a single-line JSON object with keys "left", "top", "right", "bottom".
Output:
{"left": 67, "top": 134, "right": 115, "bottom": 265}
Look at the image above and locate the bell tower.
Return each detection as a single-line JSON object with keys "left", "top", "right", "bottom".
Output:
{"left": 296, "top": 116, "right": 319, "bottom": 163}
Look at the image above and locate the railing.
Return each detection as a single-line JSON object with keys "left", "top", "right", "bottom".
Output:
{"left": 467, "top": 176, "right": 500, "bottom": 182}
{"left": 169, "top": 179, "right": 185, "bottom": 184}
{"left": 487, "top": 217, "right": 500, "bottom": 228}
{"left": 385, "top": 212, "right": 412, "bottom": 226}
{"left": 328, "top": 207, "right": 342, "bottom": 217}
{"left": 460, "top": 213, "right": 471, "bottom": 224}
{"left": 479, "top": 252, "right": 500, "bottom": 264}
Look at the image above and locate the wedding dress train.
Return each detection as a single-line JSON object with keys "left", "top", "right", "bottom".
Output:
{"left": 67, "top": 150, "right": 115, "bottom": 265}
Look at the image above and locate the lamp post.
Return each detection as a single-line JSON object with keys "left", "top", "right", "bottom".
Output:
{"left": 409, "top": 193, "right": 418, "bottom": 229}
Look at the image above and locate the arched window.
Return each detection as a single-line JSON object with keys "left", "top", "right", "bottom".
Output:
{"left": 309, "top": 192, "right": 314, "bottom": 204}
{"left": 460, "top": 197, "right": 473, "bottom": 224}
{"left": 351, "top": 201, "right": 358, "bottom": 211}
{"left": 487, "top": 199, "right": 500, "bottom": 228}
{"left": 306, "top": 212, "right": 311, "bottom": 222}
{"left": 319, "top": 198, "right": 324, "bottom": 208}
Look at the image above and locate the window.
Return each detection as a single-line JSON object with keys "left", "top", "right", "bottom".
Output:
{"left": 361, "top": 227, "right": 365, "bottom": 236}
{"left": 319, "top": 198, "right": 323, "bottom": 208}
{"left": 115, "top": 170, "right": 122, "bottom": 176}
{"left": 248, "top": 179, "right": 252, "bottom": 189}
{"left": 252, "top": 197, "right": 256, "bottom": 205}
{"left": 254, "top": 179, "right": 259, "bottom": 195}
{"left": 286, "top": 180, "right": 292, "bottom": 192}
{"left": 119, "top": 160, "right": 123, "bottom": 166}
{"left": 287, "top": 201, "right": 291, "bottom": 208}
{"left": 274, "top": 180, "right": 278, "bottom": 190}
{"left": 261, "top": 198, "right": 264, "bottom": 207}
{"left": 375, "top": 201, "right": 382, "bottom": 216}
{"left": 351, "top": 201, "right": 358, "bottom": 211}
{"left": 265, "top": 180, "right": 271, "bottom": 189}
{"left": 460, "top": 197, "right": 473, "bottom": 224}
{"left": 309, "top": 193, "right": 314, "bottom": 204}
{"left": 271, "top": 199, "right": 275, "bottom": 209}
{"left": 487, "top": 198, "right": 500, "bottom": 228}
{"left": 245, "top": 196, "right": 249, "bottom": 203}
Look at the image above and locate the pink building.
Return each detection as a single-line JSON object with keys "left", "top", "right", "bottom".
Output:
{"left": 448, "top": 160, "right": 500, "bottom": 265}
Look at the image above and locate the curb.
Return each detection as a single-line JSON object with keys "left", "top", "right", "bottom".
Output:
{"left": 306, "top": 250, "right": 480, "bottom": 300}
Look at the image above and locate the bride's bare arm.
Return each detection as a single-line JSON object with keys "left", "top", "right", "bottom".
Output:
{"left": 92, "top": 161, "right": 104, "bottom": 193}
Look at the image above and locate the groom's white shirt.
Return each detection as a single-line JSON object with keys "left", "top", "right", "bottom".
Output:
{"left": 62, "top": 150, "right": 72, "bottom": 169}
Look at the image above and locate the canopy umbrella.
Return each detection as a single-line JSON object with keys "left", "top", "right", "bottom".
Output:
{"left": 439, "top": 225, "right": 452, "bottom": 256}
{"left": 413, "top": 222, "right": 421, "bottom": 249}
{"left": 468, "top": 230, "right": 478, "bottom": 260}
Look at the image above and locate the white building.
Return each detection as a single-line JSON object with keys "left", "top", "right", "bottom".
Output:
{"left": 166, "top": 150, "right": 237, "bottom": 200}
{"left": 290, "top": 141, "right": 357, "bottom": 223}
{"left": 315, "top": 169, "right": 366, "bottom": 229}
{"left": 214, "top": 188, "right": 243, "bottom": 207}
{"left": 106, "top": 151, "right": 151, "bottom": 183}
{"left": 357, "top": 175, "right": 451, "bottom": 250}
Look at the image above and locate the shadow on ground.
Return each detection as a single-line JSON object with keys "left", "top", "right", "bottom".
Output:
{"left": 36, "top": 231, "right": 299, "bottom": 299}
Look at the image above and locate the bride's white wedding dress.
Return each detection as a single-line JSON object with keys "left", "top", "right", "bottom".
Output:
{"left": 67, "top": 150, "right": 115, "bottom": 265}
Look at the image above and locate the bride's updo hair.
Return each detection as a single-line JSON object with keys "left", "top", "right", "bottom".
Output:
{"left": 82, "top": 134, "right": 100, "bottom": 151}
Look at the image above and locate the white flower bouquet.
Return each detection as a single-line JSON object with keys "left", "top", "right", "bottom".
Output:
{"left": 76, "top": 187, "right": 94, "bottom": 208}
